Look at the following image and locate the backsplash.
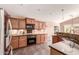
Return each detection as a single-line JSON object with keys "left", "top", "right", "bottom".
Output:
{"left": 9, "top": 29, "right": 47, "bottom": 35}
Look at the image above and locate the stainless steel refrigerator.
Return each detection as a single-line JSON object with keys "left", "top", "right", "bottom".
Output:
{"left": 0, "top": 8, "right": 12, "bottom": 55}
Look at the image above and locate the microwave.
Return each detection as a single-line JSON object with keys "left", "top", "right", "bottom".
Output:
{"left": 26, "top": 24, "right": 35, "bottom": 30}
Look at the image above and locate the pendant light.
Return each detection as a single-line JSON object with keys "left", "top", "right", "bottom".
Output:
{"left": 61, "top": 9, "right": 64, "bottom": 20}
{"left": 61, "top": 9, "right": 75, "bottom": 52}
{"left": 70, "top": 15, "right": 74, "bottom": 34}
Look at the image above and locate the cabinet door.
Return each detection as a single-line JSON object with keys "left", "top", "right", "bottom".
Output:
{"left": 52, "top": 36, "right": 62, "bottom": 44}
{"left": 26, "top": 18, "right": 32, "bottom": 24}
{"left": 40, "top": 35, "right": 45, "bottom": 43}
{"left": 10, "top": 19, "right": 18, "bottom": 29}
{"left": 19, "top": 36, "right": 27, "bottom": 48}
{"left": 11, "top": 36, "right": 18, "bottom": 49}
{"left": 42, "top": 23, "right": 46, "bottom": 29}
{"left": 39, "top": 22, "right": 42, "bottom": 30}
{"left": 38, "top": 22, "right": 41, "bottom": 30}
{"left": 31, "top": 19, "right": 35, "bottom": 24}
{"left": 19, "top": 19, "right": 25, "bottom": 29}
{"left": 26, "top": 18, "right": 35, "bottom": 24}
{"left": 36, "top": 35, "right": 41, "bottom": 44}
{"left": 35, "top": 21, "right": 39, "bottom": 29}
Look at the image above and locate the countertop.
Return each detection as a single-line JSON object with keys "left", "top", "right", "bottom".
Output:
{"left": 12, "top": 33, "right": 47, "bottom": 36}
{"left": 49, "top": 41, "right": 79, "bottom": 55}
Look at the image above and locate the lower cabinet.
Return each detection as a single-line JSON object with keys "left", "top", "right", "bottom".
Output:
{"left": 11, "top": 36, "right": 18, "bottom": 49}
{"left": 40, "top": 34, "right": 45, "bottom": 43}
{"left": 52, "top": 35, "right": 62, "bottom": 44}
{"left": 19, "top": 36, "right": 27, "bottom": 48}
{"left": 11, "top": 36, "right": 27, "bottom": 49}
{"left": 36, "top": 34, "right": 45, "bottom": 44}
{"left": 36, "top": 35, "right": 41, "bottom": 44}
{"left": 11, "top": 35, "right": 46, "bottom": 49}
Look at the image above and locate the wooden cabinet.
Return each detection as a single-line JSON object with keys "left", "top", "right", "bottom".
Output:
{"left": 26, "top": 18, "right": 35, "bottom": 24}
{"left": 40, "top": 35, "right": 45, "bottom": 43}
{"left": 10, "top": 17, "right": 26, "bottom": 29}
{"left": 19, "top": 36, "right": 27, "bottom": 48}
{"left": 42, "top": 23, "right": 46, "bottom": 29}
{"left": 36, "top": 22, "right": 41, "bottom": 30}
{"left": 36, "top": 34, "right": 45, "bottom": 44}
{"left": 35, "top": 21, "right": 46, "bottom": 30}
{"left": 10, "top": 17, "right": 46, "bottom": 30}
{"left": 11, "top": 34, "right": 46, "bottom": 49}
{"left": 39, "top": 22, "right": 42, "bottom": 30}
{"left": 11, "top": 36, "right": 18, "bottom": 49}
{"left": 35, "top": 21, "right": 39, "bottom": 30}
{"left": 19, "top": 19, "right": 25, "bottom": 29}
{"left": 36, "top": 35, "right": 41, "bottom": 44}
{"left": 11, "top": 36, "right": 27, "bottom": 49}
{"left": 52, "top": 36, "right": 62, "bottom": 44}
{"left": 10, "top": 18, "right": 19, "bottom": 29}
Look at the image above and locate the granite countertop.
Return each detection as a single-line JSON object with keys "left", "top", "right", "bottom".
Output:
{"left": 12, "top": 33, "right": 47, "bottom": 36}
{"left": 49, "top": 41, "right": 79, "bottom": 55}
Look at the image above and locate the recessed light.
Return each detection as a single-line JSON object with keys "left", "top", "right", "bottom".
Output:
{"left": 37, "top": 9, "right": 40, "bottom": 11}
{"left": 20, "top": 4, "right": 23, "bottom": 6}
{"left": 61, "top": 9, "right": 64, "bottom": 11}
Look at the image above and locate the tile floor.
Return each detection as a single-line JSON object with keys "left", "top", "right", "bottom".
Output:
{"left": 13, "top": 43, "right": 50, "bottom": 55}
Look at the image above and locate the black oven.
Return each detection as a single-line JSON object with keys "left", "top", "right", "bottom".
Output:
{"left": 27, "top": 35, "right": 36, "bottom": 46}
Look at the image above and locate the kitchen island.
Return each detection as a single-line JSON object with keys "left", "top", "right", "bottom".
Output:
{"left": 49, "top": 41, "right": 79, "bottom": 55}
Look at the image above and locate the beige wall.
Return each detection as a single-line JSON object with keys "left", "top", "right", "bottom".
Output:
{"left": 60, "top": 17, "right": 79, "bottom": 34}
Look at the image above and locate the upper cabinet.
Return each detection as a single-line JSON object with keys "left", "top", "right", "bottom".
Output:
{"left": 10, "top": 17, "right": 26, "bottom": 29}
{"left": 37, "top": 21, "right": 46, "bottom": 30}
{"left": 35, "top": 21, "right": 46, "bottom": 30}
{"left": 42, "top": 22, "right": 46, "bottom": 29}
{"left": 35, "top": 21, "right": 39, "bottom": 30}
{"left": 10, "top": 16, "right": 46, "bottom": 30}
{"left": 26, "top": 18, "right": 35, "bottom": 24}
{"left": 39, "top": 22, "right": 43, "bottom": 30}
{"left": 10, "top": 18, "right": 19, "bottom": 29}
{"left": 19, "top": 19, "right": 25, "bottom": 29}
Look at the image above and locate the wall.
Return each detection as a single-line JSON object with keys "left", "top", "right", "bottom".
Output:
{"left": 45, "top": 21, "right": 60, "bottom": 45}
{"left": 60, "top": 17, "right": 79, "bottom": 34}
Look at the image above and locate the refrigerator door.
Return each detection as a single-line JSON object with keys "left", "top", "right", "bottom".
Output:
{"left": 6, "top": 19, "right": 12, "bottom": 48}
{"left": 0, "top": 8, "right": 5, "bottom": 55}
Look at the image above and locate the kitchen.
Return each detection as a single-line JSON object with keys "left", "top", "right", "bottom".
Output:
{"left": 0, "top": 4, "right": 79, "bottom": 55}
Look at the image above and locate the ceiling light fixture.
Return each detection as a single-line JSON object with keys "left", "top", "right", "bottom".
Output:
{"left": 70, "top": 15, "right": 74, "bottom": 34}
{"left": 20, "top": 4, "right": 23, "bottom": 6}
{"left": 61, "top": 9, "right": 64, "bottom": 20}
{"left": 37, "top": 9, "right": 40, "bottom": 11}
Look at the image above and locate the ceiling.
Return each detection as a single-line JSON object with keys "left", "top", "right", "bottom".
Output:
{"left": 0, "top": 4, "right": 79, "bottom": 23}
